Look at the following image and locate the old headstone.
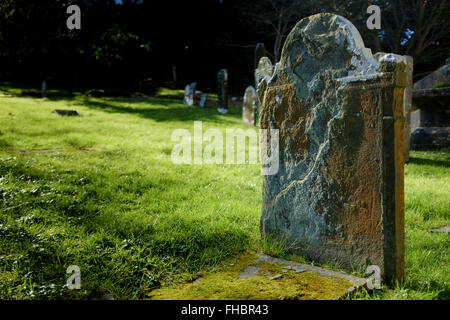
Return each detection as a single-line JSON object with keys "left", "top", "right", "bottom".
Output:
{"left": 375, "top": 53, "right": 413, "bottom": 162}
{"left": 183, "top": 82, "right": 196, "bottom": 106}
{"left": 41, "top": 80, "right": 47, "bottom": 98}
{"left": 199, "top": 94, "right": 207, "bottom": 108}
{"left": 255, "top": 57, "right": 275, "bottom": 121}
{"left": 242, "top": 86, "right": 257, "bottom": 125}
{"left": 217, "top": 69, "right": 228, "bottom": 114}
{"left": 254, "top": 43, "right": 267, "bottom": 70}
{"left": 255, "top": 57, "right": 275, "bottom": 89}
{"left": 258, "top": 13, "right": 406, "bottom": 283}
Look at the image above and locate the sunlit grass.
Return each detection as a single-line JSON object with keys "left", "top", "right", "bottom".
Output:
{"left": 0, "top": 94, "right": 448, "bottom": 300}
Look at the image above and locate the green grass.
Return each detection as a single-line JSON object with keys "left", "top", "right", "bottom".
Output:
{"left": 0, "top": 94, "right": 448, "bottom": 300}
{"left": 0, "top": 81, "right": 79, "bottom": 96}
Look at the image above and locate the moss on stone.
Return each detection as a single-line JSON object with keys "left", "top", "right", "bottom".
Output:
{"left": 148, "top": 251, "right": 354, "bottom": 300}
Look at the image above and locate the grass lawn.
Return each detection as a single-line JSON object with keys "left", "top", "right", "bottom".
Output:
{"left": 0, "top": 94, "right": 448, "bottom": 300}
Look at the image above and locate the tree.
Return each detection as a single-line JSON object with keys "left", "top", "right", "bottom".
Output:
{"left": 314, "top": 0, "right": 450, "bottom": 79}
{"left": 241, "top": 0, "right": 320, "bottom": 61}
{"left": 243, "top": 0, "right": 450, "bottom": 79}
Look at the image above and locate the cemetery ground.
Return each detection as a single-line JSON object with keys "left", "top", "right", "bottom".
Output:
{"left": 0, "top": 90, "right": 448, "bottom": 300}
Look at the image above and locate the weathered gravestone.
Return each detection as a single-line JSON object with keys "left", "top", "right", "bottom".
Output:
{"left": 242, "top": 86, "right": 257, "bottom": 125}
{"left": 255, "top": 57, "right": 275, "bottom": 122}
{"left": 375, "top": 53, "right": 413, "bottom": 162}
{"left": 183, "top": 82, "right": 196, "bottom": 106}
{"left": 254, "top": 43, "right": 267, "bottom": 70}
{"left": 41, "top": 80, "right": 47, "bottom": 98}
{"left": 217, "top": 69, "right": 229, "bottom": 114}
{"left": 255, "top": 57, "right": 275, "bottom": 89}
{"left": 258, "top": 13, "right": 406, "bottom": 283}
{"left": 199, "top": 94, "right": 207, "bottom": 108}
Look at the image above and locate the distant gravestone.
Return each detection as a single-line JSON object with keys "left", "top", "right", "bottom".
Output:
{"left": 255, "top": 57, "right": 275, "bottom": 89}
{"left": 258, "top": 13, "right": 406, "bottom": 283}
{"left": 217, "top": 69, "right": 228, "bottom": 114}
{"left": 254, "top": 43, "right": 266, "bottom": 70}
{"left": 199, "top": 94, "right": 207, "bottom": 108}
{"left": 53, "top": 110, "right": 81, "bottom": 117}
{"left": 242, "top": 86, "right": 257, "bottom": 125}
{"left": 41, "top": 80, "right": 47, "bottom": 98}
{"left": 183, "top": 82, "right": 196, "bottom": 106}
{"left": 255, "top": 57, "right": 275, "bottom": 120}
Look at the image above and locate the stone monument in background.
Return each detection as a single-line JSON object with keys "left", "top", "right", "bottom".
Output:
{"left": 183, "top": 82, "right": 196, "bottom": 106}
{"left": 254, "top": 57, "right": 275, "bottom": 123}
{"left": 258, "top": 13, "right": 405, "bottom": 283}
{"left": 254, "top": 43, "right": 266, "bottom": 70}
{"left": 199, "top": 93, "right": 207, "bottom": 108}
{"left": 217, "top": 69, "right": 229, "bottom": 114}
{"left": 255, "top": 57, "right": 275, "bottom": 89}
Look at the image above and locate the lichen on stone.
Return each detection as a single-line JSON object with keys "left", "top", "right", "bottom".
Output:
{"left": 147, "top": 251, "right": 354, "bottom": 300}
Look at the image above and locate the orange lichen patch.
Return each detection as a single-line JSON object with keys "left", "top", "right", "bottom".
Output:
{"left": 393, "top": 90, "right": 405, "bottom": 281}
{"left": 148, "top": 251, "right": 354, "bottom": 300}
{"left": 321, "top": 85, "right": 384, "bottom": 264}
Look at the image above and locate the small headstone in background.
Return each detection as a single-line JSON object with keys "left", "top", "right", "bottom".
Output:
{"left": 41, "top": 80, "right": 47, "bottom": 98}
{"left": 183, "top": 82, "right": 196, "bottom": 106}
{"left": 259, "top": 13, "right": 406, "bottom": 283}
{"left": 242, "top": 86, "right": 257, "bottom": 125}
{"left": 255, "top": 57, "right": 274, "bottom": 89}
{"left": 255, "top": 57, "right": 275, "bottom": 120}
{"left": 53, "top": 109, "right": 81, "bottom": 117}
{"left": 217, "top": 69, "right": 228, "bottom": 114}
{"left": 199, "top": 94, "right": 207, "bottom": 108}
{"left": 254, "top": 43, "right": 266, "bottom": 70}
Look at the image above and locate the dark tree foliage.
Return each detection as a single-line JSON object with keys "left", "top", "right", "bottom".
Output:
{"left": 0, "top": 0, "right": 448, "bottom": 94}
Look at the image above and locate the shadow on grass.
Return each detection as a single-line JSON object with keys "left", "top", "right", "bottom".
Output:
{"left": 76, "top": 97, "right": 242, "bottom": 125}
{"left": 0, "top": 155, "right": 252, "bottom": 269}
{"left": 408, "top": 155, "right": 450, "bottom": 169}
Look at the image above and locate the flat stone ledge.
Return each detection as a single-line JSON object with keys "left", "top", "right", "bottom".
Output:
{"left": 148, "top": 251, "right": 368, "bottom": 300}
{"left": 255, "top": 253, "right": 367, "bottom": 295}
{"left": 430, "top": 226, "right": 450, "bottom": 234}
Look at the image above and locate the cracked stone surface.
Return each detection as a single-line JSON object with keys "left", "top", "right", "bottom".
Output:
{"left": 258, "top": 13, "right": 406, "bottom": 282}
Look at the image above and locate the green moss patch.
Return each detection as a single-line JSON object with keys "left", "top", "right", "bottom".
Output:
{"left": 148, "top": 251, "right": 354, "bottom": 300}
